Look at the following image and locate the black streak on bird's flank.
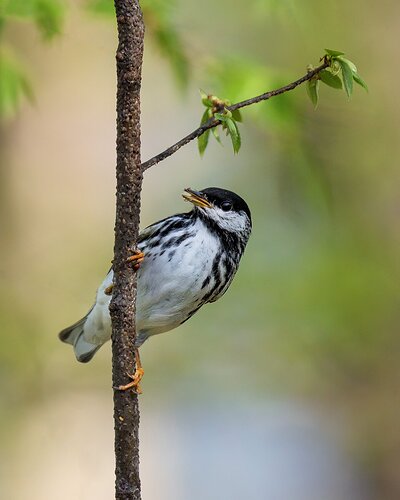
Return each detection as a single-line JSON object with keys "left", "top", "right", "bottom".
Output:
{"left": 201, "top": 275, "right": 211, "bottom": 289}
{"left": 211, "top": 252, "right": 223, "bottom": 284}
{"left": 179, "top": 304, "right": 202, "bottom": 325}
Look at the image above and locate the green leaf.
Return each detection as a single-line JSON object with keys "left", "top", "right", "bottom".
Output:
{"left": 0, "top": 49, "right": 33, "bottom": 119}
{"left": 231, "top": 109, "right": 243, "bottom": 122}
{"left": 306, "top": 78, "right": 319, "bottom": 108}
{"left": 34, "top": 0, "right": 64, "bottom": 40}
{"left": 214, "top": 112, "right": 228, "bottom": 123}
{"left": 336, "top": 58, "right": 367, "bottom": 93}
{"left": 353, "top": 72, "right": 368, "bottom": 92}
{"left": 212, "top": 126, "right": 222, "bottom": 144}
{"left": 198, "top": 128, "right": 210, "bottom": 156}
{"left": 338, "top": 59, "right": 353, "bottom": 97}
{"left": 224, "top": 108, "right": 232, "bottom": 118}
{"left": 336, "top": 56, "right": 357, "bottom": 73}
{"left": 225, "top": 117, "right": 241, "bottom": 154}
{"left": 319, "top": 69, "right": 342, "bottom": 89}
{"left": 200, "top": 108, "right": 211, "bottom": 125}
{"left": 324, "top": 48, "right": 345, "bottom": 57}
{"left": 198, "top": 109, "right": 212, "bottom": 155}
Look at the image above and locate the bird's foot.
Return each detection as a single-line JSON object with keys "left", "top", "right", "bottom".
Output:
{"left": 104, "top": 251, "right": 144, "bottom": 296}
{"left": 127, "top": 250, "right": 145, "bottom": 271}
{"left": 114, "top": 348, "right": 144, "bottom": 394}
{"left": 116, "top": 368, "right": 145, "bottom": 394}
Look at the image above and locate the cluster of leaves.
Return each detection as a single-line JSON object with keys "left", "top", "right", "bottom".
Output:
{"left": 198, "top": 91, "right": 242, "bottom": 156}
{"left": 198, "top": 50, "right": 367, "bottom": 157}
{"left": 0, "top": 0, "right": 65, "bottom": 118}
{"left": 306, "top": 48, "right": 368, "bottom": 108}
{"left": 88, "top": 0, "right": 189, "bottom": 88}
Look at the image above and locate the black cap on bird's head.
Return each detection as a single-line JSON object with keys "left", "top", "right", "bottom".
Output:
{"left": 183, "top": 187, "right": 251, "bottom": 221}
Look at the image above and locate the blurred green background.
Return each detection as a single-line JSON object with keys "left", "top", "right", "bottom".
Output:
{"left": 1, "top": 0, "right": 399, "bottom": 499}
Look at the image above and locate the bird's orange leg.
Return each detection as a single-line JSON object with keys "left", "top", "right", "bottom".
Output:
{"left": 116, "top": 348, "right": 145, "bottom": 394}
{"left": 104, "top": 250, "right": 145, "bottom": 296}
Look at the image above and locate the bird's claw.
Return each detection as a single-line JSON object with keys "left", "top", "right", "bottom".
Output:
{"left": 127, "top": 250, "right": 145, "bottom": 271}
{"left": 104, "top": 252, "right": 144, "bottom": 296}
{"left": 115, "top": 368, "right": 145, "bottom": 394}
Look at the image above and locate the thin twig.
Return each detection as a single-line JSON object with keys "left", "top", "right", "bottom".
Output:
{"left": 141, "top": 61, "right": 329, "bottom": 171}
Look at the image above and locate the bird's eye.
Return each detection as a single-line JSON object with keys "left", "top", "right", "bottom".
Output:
{"left": 221, "top": 201, "right": 232, "bottom": 212}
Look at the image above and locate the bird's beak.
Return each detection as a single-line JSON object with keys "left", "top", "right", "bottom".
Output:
{"left": 182, "top": 188, "right": 212, "bottom": 209}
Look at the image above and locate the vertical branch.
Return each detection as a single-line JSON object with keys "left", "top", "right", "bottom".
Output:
{"left": 110, "top": 1, "right": 145, "bottom": 500}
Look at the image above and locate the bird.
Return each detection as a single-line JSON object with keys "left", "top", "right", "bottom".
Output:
{"left": 59, "top": 187, "right": 252, "bottom": 391}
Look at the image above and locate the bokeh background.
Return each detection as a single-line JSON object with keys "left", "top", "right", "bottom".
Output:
{"left": 1, "top": 0, "right": 399, "bottom": 499}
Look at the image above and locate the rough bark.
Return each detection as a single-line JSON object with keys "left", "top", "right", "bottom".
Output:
{"left": 110, "top": 1, "right": 145, "bottom": 499}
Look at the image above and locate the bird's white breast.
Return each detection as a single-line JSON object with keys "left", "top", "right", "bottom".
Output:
{"left": 83, "top": 218, "right": 222, "bottom": 346}
{"left": 136, "top": 217, "right": 221, "bottom": 337}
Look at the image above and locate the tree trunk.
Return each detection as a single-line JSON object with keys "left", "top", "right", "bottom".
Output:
{"left": 110, "top": 1, "right": 145, "bottom": 499}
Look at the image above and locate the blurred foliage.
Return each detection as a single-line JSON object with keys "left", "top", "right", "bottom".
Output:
{"left": 0, "top": 0, "right": 65, "bottom": 118}
{"left": 88, "top": 0, "right": 189, "bottom": 87}
{"left": 0, "top": 0, "right": 191, "bottom": 119}
{"left": 206, "top": 58, "right": 298, "bottom": 133}
{"left": 0, "top": 0, "right": 64, "bottom": 39}
{"left": 252, "top": 0, "right": 298, "bottom": 20}
{"left": 0, "top": 47, "right": 33, "bottom": 118}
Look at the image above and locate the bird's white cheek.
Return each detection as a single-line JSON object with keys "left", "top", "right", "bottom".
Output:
{"left": 208, "top": 209, "right": 248, "bottom": 233}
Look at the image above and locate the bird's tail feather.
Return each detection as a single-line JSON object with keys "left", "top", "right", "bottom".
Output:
{"left": 59, "top": 312, "right": 100, "bottom": 363}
